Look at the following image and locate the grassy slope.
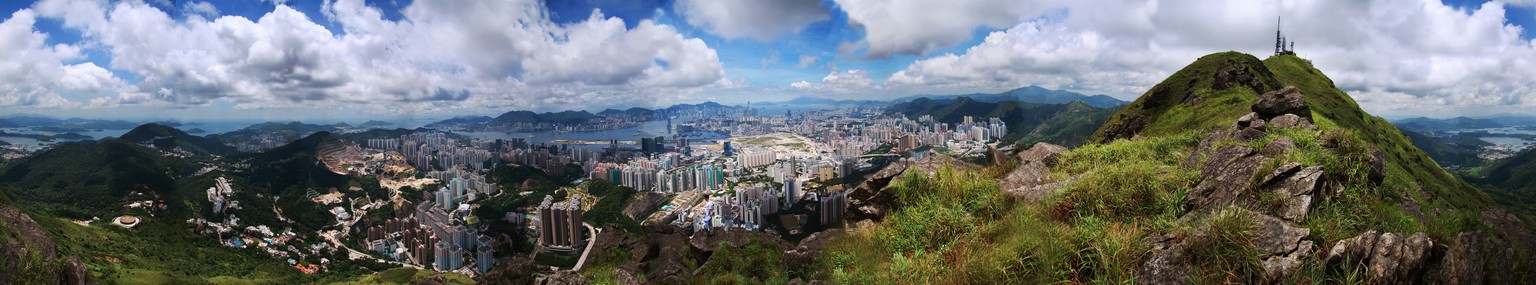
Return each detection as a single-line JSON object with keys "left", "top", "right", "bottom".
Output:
{"left": 1261, "top": 54, "right": 1493, "bottom": 216}
{"left": 823, "top": 52, "right": 1519, "bottom": 283}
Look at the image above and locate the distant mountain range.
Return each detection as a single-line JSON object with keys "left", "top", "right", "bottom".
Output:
{"left": 886, "top": 96, "right": 1119, "bottom": 147}
{"left": 428, "top": 101, "right": 742, "bottom": 128}
{"left": 1393, "top": 116, "right": 1536, "bottom": 133}
{"left": 897, "top": 85, "right": 1129, "bottom": 108}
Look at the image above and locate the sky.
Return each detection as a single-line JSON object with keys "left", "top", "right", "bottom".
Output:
{"left": 0, "top": 0, "right": 1533, "bottom": 122}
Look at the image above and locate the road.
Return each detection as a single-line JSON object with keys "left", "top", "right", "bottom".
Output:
{"left": 571, "top": 223, "right": 600, "bottom": 271}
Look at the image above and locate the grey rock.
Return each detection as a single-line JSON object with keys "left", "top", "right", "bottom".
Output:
{"left": 1252, "top": 86, "right": 1311, "bottom": 121}
{"left": 1137, "top": 235, "right": 1191, "bottom": 285}
{"left": 1366, "top": 146, "right": 1386, "bottom": 185}
{"left": 1185, "top": 145, "right": 1266, "bottom": 217}
{"left": 536, "top": 271, "right": 590, "bottom": 285}
{"left": 1267, "top": 113, "right": 1314, "bottom": 130}
{"left": 1261, "top": 137, "right": 1296, "bottom": 156}
{"left": 1000, "top": 143, "right": 1069, "bottom": 202}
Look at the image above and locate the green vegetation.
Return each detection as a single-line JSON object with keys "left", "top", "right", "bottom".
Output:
{"left": 693, "top": 239, "right": 796, "bottom": 284}
{"left": 337, "top": 267, "right": 474, "bottom": 285}
{"left": 119, "top": 123, "right": 237, "bottom": 155}
{"left": 1, "top": 139, "right": 191, "bottom": 218}
{"left": 583, "top": 180, "right": 642, "bottom": 233}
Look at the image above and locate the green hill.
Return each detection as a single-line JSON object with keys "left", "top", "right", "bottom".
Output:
{"left": 119, "top": 123, "right": 237, "bottom": 155}
{"left": 1093, "top": 52, "right": 1489, "bottom": 213}
{"left": 0, "top": 140, "right": 191, "bottom": 217}
{"left": 488, "top": 110, "right": 598, "bottom": 126}
{"left": 887, "top": 97, "right": 1119, "bottom": 147}
{"left": 814, "top": 52, "right": 1532, "bottom": 284}
{"left": 1468, "top": 149, "right": 1536, "bottom": 215}
{"left": 1401, "top": 129, "right": 1489, "bottom": 169}
{"left": 240, "top": 131, "right": 349, "bottom": 191}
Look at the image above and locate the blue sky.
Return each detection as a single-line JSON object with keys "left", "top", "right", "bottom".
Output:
{"left": 0, "top": 0, "right": 1534, "bottom": 121}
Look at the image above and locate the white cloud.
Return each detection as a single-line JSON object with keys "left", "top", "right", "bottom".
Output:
{"left": 797, "top": 55, "right": 819, "bottom": 68}
{"left": 884, "top": 0, "right": 1536, "bottom": 117}
{"left": 790, "top": 68, "right": 876, "bottom": 94}
{"left": 22, "top": 0, "right": 728, "bottom": 114}
{"left": 833, "top": 0, "right": 1048, "bottom": 58}
{"left": 676, "top": 0, "right": 828, "bottom": 42}
{"left": 0, "top": 8, "right": 125, "bottom": 109}
{"left": 182, "top": 1, "right": 218, "bottom": 19}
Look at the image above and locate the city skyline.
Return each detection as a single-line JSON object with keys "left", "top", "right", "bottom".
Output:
{"left": 0, "top": 0, "right": 1534, "bottom": 121}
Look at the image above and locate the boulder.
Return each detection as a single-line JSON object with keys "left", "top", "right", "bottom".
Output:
{"left": 1267, "top": 113, "right": 1315, "bottom": 130}
{"left": 1252, "top": 86, "right": 1311, "bottom": 121}
{"left": 1000, "top": 143, "right": 1069, "bottom": 202}
{"left": 1366, "top": 146, "right": 1386, "bottom": 185}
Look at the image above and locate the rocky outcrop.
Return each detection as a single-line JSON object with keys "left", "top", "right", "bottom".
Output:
{"left": 478, "top": 256, "right": 537, "bottom": 285}
{"left": 623, "top": 192, "right": 668, "bottom": 220}
{"left": 845, "top": 154, "right": 978, "bottom": 224}
{"left": 844, "top": 159, "right": 909, "bottom": 224}
{"left": 785, "top": 230, "right": 842, "bottom": 268}
{"left": 1326, "top": 231, "right": 1436, "bottom": 284}
{"left": 1253, "top": 213, "right": 1314, "bottom": 282}
{"left": 1183, "top": 86, "right": 1329, "bottom": 223}
{"left": 0, "top": 201, "right": 93, "bottom": 285}
{"left": 536, "top": 271, "right": 590, "bottom": 285}
{"left": 1138, "top": 210, "right": 1315, "bottom": 284}
{"left": 582, "top": 225, "right": 695, "bottom": 284}
{"left": 999, "top": 143, "right": 1069, "bottom": 202}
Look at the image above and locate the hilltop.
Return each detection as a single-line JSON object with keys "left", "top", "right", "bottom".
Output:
{"left": 119, "top": 123, "right": 237, "bottom": 156}
{"left": 808, "top": 52, "right": 1534, "bottom": 284}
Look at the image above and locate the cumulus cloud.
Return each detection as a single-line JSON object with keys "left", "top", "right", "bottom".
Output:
{"left": 834, "top": 0, "right": 1048, "bottom": 58}
{"left": 884, "top": 0, "right": 1536, "bottom": 117}
{"left": 22, "top": 0, "right": 727, "bottom": 113}
{"left": 0, "top": 9, "right": 127, "bottom": 108}
{"left": 790, "top": 68, "right": 876, "bottom": 95}
{"left": 676, "top": 0, "right": 828, "bottom": 42}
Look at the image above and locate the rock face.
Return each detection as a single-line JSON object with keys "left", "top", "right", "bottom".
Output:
{"left": 1326, "top": 231, "right": 1437, "bottom": 284}
{"left": 999, "top": 143, "right": 1069, "bottom": 202}
{"left": 623, "top": 192, "right": 668, "bottom": 220}
{"left": 0, "top": 201, "right": 93, "bottom": 285}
